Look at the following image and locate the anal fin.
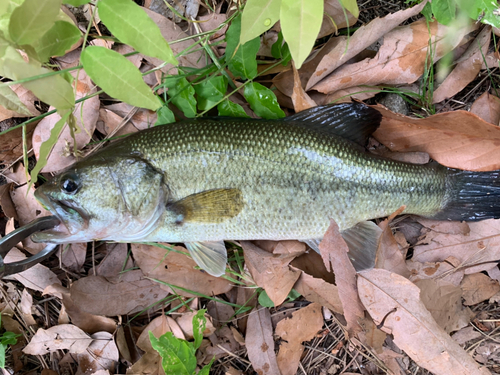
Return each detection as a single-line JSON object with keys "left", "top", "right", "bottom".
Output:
{"left": 185, "top": 241, "right": 227, "bottom": 277}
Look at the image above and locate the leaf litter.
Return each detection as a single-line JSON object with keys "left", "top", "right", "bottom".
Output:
{"left": 3, "top": 1, "right": 500, "bottom": 374}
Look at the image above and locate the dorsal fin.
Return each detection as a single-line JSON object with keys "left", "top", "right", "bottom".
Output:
{"left": 285, "top": 103, "right": 382, "bottom": 146}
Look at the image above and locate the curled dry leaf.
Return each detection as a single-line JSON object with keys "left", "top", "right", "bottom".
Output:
{"left": 245, "top": 308, "right": 280, "bottom": 375}
{"left": 470, "top": 91, "right": 500, "bottom": 126}
{"left": 461, "top": 273, "right": 500, "bottom": 306}
{"left": 415, "top": 279, "right": 471, "bottom": 334}
{"left": 373, "top": 105, "right": 500, "bottom": 171}
{"left": 433, "top": 26, "right": 491, "bottom": 104}
{"left": 291, "top": 63, "right": 316, "bottom": 112}
{"left": 319, "top": 220, "right": 364, "bottom": 336}
{"left": 132, "top": 243, "right": 233, "bottom": 297}
{"left": 307, "top": 1, "right": 427, "bottom": 90}
{"left": 311, "top": 19, "right": 469, "bottom": 94}
{"left": 74, "top": 332, "right": 119, "bottom": 375}
{"left": 32, "top": 70, "right": 100, "bottom": 173}
{"left": 375, "top": 219, "right": 409, "bottom": 277}
{"left": 358, "top": 269, "right": 491, "bottom": 375}
{"left": 412, "top": 219, "right": 500, "bottom": 275}
{"left": 242, "top": 241, "right": 301, "bottom": 306}
{"left": 275, "top": 303, "right": 323, "bottom": 375}
{"left": 4, "top": 248, "right": 61, "bottom": 292}
{"left": 43, "top": 284, "right": 117, "bottom": 334}
{"left": 23, "top": 324, "right": 92, "bottom": 355}
{"left": 70, "top": 271, "right": 169, "bottom": 316}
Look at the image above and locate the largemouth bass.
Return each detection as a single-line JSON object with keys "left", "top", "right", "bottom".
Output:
{"left": 32, "top": 103, "right": 500, "bottom": 276}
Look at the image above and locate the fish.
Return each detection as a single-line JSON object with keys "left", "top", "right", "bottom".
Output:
{"left": 32, "top": 103, "right": 500, "bottom": 276}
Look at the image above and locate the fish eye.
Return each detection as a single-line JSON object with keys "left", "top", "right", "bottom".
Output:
{"left": 60, "top": 174, "right": 80, "bottom": 194}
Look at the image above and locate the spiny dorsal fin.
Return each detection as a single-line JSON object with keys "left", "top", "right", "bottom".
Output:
{"left": 168, "top": 188, "right": 243, "bottom": 224}
{"left": 285, "top": 103, "right": 382, "bottom": 146}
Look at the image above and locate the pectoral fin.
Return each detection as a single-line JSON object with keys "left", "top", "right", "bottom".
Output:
{"left": 302, "top": 221, "right": 382, "bottom": 272}
{"left": 168, "top": 188, "right": 243, "bottom": 224}
{"left": 185, "top": 241, "right": 227, "bottom": 277}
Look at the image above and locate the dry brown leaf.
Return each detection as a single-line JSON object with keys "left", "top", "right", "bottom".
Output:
{"left": 358, "top": 269, "right": 491, "bottom": 375}
{"left": 198, "top": 11, "right": 228, "bottom": 42}
{"left": 142, "top": 7, "right": 205, "bottom": 72}
{"left": 70, "top": 271, "right": 169, "bottom": 316}
{"left": 96, "top": 108, "right": 140, "bottom": 137}
{"left": 59, "top": 243, "right": 87, "bottom": 272}
{"left": 415, "top": 279, "right": 471, "bottom": 333}
{"left": 318, "top": 0, "right": 357, "bottom": 38}
{"left": 32, "top": 70, "right": 99, "bottom": 173}
{"left": 461, "top": 273, "right": 500, "bottom": 305}
{"left": 0, "top": 121, "right": 38, "bottom": 166}
{"left": 358, "top": 317, "right": 386, "bottom": 354}
{"left": 0, "top": 84, "right": 41, "bottom": 121}
{"left": 20, "top": 289, "right": 36, "bottom": 326}
{"left": 375, "top": 219, "right": 409, "bottom": 277}
{"left": 4, "top": 248, "right": 61, "bottom": 292}
{"left": 137, "top": 315, "right": 172, "bottom": 351}
{"left": 115, "top": 44, "right": 143, "bottom": 68}
{"left": 95, "top": 243, "right": 134, "bottom": 281}
{"left": 242, "top": 241, "right": 301, "bottom": 306}
{"left": 470, "top": 91, "right": 500, "bottom": 126}
{"left": 43, "top": 284, "right": 117, "bottom": 334}
{"left": 292, "top": 266, "right": 343, "bottom": 314}
{"left": 412, "top": 219, "right": 500, "bottom": 275}
{"left": 251, "top": 240, "right": 306, "bottom": 255}
{"left": 176, "top": 311, "right": 215, "bottom": 340}
{"left": 319, "top": 220, "right": 364, "bottom": 335}
{"left": 373, "top": 105, "right": 500, "bottom": 171}
{"left": 407, "top": 259, "right": 465, "bottom": 286}
{"left": 452, "top": 326, "right": 483, "bottom": 345}
{"left": 132, "top": 243, "right": 233, "bottom": 297}
{"left": 74, "top": 332, "right": 119, "bottom": 375}
{"left": 307, "top": 1, "right": 427, "bottom": 90}
{"left": 291, "top": 63, "right": 316, "bottom": 112}
{"left": 105, "top": 103, "right": 156, "bottom": 130}
{"left": 204, "top": 300, "right": 241, "bottom": 360}
{"left": 245, "top": 308, "right": 280, "bottom": 375}
{"left": 23, "top": 324, "right": 92, "bottom": 355}
{"left": 291, "top": 250, "right": 335, "bottom": 283}
{"left": 416, "top": 218, "right": 470, "bottom": 235}
{"left": 275, "top": 303, "right": 323, "bottom": 375}
{"left": 325, "top": 86, "right": 380, "bottom": 103}
{"left": 311, "top": 19, "right": 468, "bottom": 94}
{"left": 433, "top": 26, "right": 491, "bottom": 103}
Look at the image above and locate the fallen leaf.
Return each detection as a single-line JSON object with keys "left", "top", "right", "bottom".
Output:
{"left": 373, "top": 105, "right": 500, "bottom": 171}
{"left": 415, "top": 279, "right": 471, "bottom": 333}
{"left": 358, "top": 269, "right": 490, "bottom": 375}
{"left": 4, "top": 248, "right": 61, "bottom": 292}
{"left": 32, "top": 70, "right": 99, "bottom": 173}
{"left": 242, "top": 241, "right": 301, "bottom": 306}
{"left": 292, "top": 267, "right": 343, "bottom": 314}
{"left": 23, "top": 324, "right": 92, "bottom": 355}
{"left": 275, "top": 303, "right": 323, "bottom": 375}
{"left": 0, "top": 84, "right": 41, "bottom": 121}
{"left": 407, "top": 259, "right": 465, "bottom": 287}
{"left": 105, "top": 102, "right": 156, "bottom": 130}
{"left": 245, "top": 307, "right": 280, "bottom": 375}
{"left": 291, "top": 250, "right": 335, "bottom": 283}
{"left": 311, "top": 19, "right": 469, "bottom": 94}
{"left": 204, "top": 301, "right": 241, "bottom": 360}
{"left": 59, "top": 243, "right": 87, "bottom": 272}
{"left": 307, "top": 1, "right": 427, "bottom": 90}
{"left": 470, "top": 91, "right": 500, "bottom": 126}
{"left": 318, "top": 0, "right": 357, "bottom": 38}
{"left": 70, "top": 271, "right": 169, "bottom": 316}
{"left": 452, "top": 326, "right": 483, "bottom": 345}
{"left": 291, "top": 62, "right": 316, "bottom": 112}
{"left": 325, "top": 86, "right": 380, "bottom": 103}
{"left": 319, "top": 220, "right": 364, "bottom": 336}
{"left": 375, "top": 219, "right": 409, "bottom": 277}
{"left": 96, "top": 108, "right": 140, "bottom": 137}
{"left": 75, "top": 332, "right": 119, "bottom": 375}
{"left": 415, "top": 218, "right": 470, "bottom": 235}
{"left": 176, "top": 311, "right": 215, "bottom": 340}
{"left": 20, "top": 289, "right": 36, "bottom": 326}
{"left": 132, "top": 243, "right": 233, "bottom": 297}
{"left": 433, "top": 26, "right": 491, "bottom": 103}
{"left": 412, "top": 219, "right": 500, "bottom": 275}
{"left": 251, "top": 240, "right": 306, "bottom": 256}
{"left": 461, "top": 273, "right": 500, "bottom": 305}
{"left": 95, "top": 243, "right": 134, "bottom": 282}
{"left": 43, "top": 284, "right": 117, "bottom": 334}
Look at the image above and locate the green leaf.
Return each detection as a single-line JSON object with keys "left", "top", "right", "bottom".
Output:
{"left": 280, "top": 0, "right": 324, "bottom": 69}
{"left": 217, "top": 100, "right": 250, "bottom": 118}
{"left": 286, "top": 288, "right": 301, "bottom": 302}
{"left": 98, "top": 0, "right": 177, "bottom": 64}
{"left": 156, "top": 105, "right": 176, "bottom": 125}
{"left": 64, "top": 0, "right": 90, "bottom": 5}
{"left": 338, "top": 0, "right": 359, "bottom": 18}
{"left": 240, "top": 0, "right": 281, "bottom": 45}
{"left": 421, "top": 2, "right": 433, "bottom": 21}
{"left": 0, "top": 344, "right": 4, "bottom": 369}
{"left": 81, "top": 46, "right": 162, "bottom": 111}
{"left": 243, "top": 82, "right": 285, "bottom": 119}
{"left": 197, "top": 357, "right": 215, "bottom": 375}
{"left": 34, "top": 21, "right": 81, "bottom": 62}
{"left": 149, "top": 331, "right": 197, "bottom": 375}
{"left": 0, "top": 331, "right": 19, "bottom": 346}
{"left": 0, "top": 85, "right": 31, "bottom": 115}
{"left": 192, "top": 309, "right": 206, "bottom": 350}
{"left": 164, "top": 76, "right": 197, "bottom": 117}
{"left": 271, "top": 31, "right": 291, "bottom": 65}
{"left": 30, "top": 110, "right": 71, "bottom": 185}
{"left": 225, "top": 15, "right": 260, "bottom": 80}
{"left": 9, "top": 0, "right": 61, "bottom": 45}
{"left": 0, "top": 46, "right": 75, "bottom": 109}
{"left": 431, "top": 0, "right": 456, "bottom": 25}
{"left": 258, "top": 289, "right": 275, "bottom": 307}
{"left": 194, "top": 76, "right": 227, "bottom": 111}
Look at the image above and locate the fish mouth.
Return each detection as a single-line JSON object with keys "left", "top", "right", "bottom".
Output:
{"left": 32, "top": 191, "right": 89, "bottom": 243}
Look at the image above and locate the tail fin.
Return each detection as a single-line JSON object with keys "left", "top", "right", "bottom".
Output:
{"left": 433, "top": 169, "right": 500, "bottom": 221}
